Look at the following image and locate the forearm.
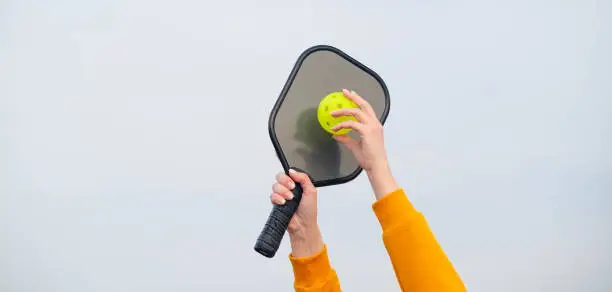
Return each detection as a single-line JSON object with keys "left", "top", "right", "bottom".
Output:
{"left": 366, "top": 161, "right": 399, "bottom": 200}
{"left": 289, "top": 226, "right": 324, "bottom": 258}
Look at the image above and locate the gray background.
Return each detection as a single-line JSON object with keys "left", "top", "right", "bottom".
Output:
{"left": 1, "top": 0, "right": 610, "bottom": 291}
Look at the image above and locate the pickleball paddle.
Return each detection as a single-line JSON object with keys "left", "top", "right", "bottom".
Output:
{"left": 254, "top": 45, "right": 391, "bottom": 258}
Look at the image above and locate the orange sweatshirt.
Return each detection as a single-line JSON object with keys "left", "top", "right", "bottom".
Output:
{"left": 289, "top": 189, "right": 466, "bottom": 291}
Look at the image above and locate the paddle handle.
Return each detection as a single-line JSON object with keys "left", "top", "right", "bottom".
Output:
{"left": 254, "top": 183, "right": 303, "bottom": 258}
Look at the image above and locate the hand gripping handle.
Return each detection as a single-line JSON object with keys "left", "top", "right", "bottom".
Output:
{"left": 254, "top": 182, "right": 303, "bottom": 258}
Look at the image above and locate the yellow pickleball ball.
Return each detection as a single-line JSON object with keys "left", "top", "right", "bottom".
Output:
{"left": 317, "top": 91, "right": 359, "bottom": 135}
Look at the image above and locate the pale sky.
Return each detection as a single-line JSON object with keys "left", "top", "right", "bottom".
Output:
{"left": 1, "top": 0, "right": 611, "bottom": 291}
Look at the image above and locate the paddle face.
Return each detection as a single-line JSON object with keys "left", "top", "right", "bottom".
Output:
{"left": 269, "top": 45, "right": 390, "bottom": 187}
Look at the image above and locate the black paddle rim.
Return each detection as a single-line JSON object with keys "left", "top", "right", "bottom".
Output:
{"left": 267, "top": 45, "right": 391, "bottom": 188}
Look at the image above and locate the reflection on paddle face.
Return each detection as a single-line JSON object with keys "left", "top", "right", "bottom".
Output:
{"left": 293, "top": 108, "right": 341, "bottom": 181}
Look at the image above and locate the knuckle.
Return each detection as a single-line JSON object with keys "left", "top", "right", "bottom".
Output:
{"left": 273, "top": 183, "right": 286, "bottom": 193}
{"left": 366, "top": 125, "right": 378, "bottom": 134}
{"left": 298, "top": 173, "right": 309, "bottom": 183}
{"left": 302, "top": 176, "right": 312, "bottom": 185}
{"left": 283, "top": 191, "right": 294, "bottom": 199}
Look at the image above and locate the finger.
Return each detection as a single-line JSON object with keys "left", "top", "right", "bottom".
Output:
{"left": 288, "top": 169, "right": 316, "bottom": 192}
{"left": 270, "top": 193, "right": 286, "bottom": 205}
{"left": 330, "top": 108, "right": 369, "bottom": 123}
{"left": 342, "top": 89, "right": 376, "bottom": 117}
{"left": 278, "top": 189, "right": 295, "bottom": 201}
{"left": 275, "top": 172, "right": 296, "bottom": 190}
{"left": 333, "top": 134, "right": 360, "bottom": 151}
{"left": 332, "top": 120, "right": 365, "bottom": 134}
{"left": 272, "top": 183, "right": 294, "bottom": 200}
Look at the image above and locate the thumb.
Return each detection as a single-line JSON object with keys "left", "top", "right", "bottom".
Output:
{"left": 288, "top": 169, "right": 316, "bottom": 193}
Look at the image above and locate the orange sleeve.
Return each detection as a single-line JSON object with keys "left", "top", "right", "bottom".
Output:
{"left": 289, "top": 245, "right": 341, "bottom": 292}
{"left": 373, "top": 189, "right": 466, "bottom": 291}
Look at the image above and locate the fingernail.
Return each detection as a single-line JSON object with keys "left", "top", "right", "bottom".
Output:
{"left": 279, "top": 198, "right": 286, "bottom": 204}
{"left": 287, "top": 192, "right": 294, "bottom": 200}
{"left": 289, "top": 169, "right": 297, "bottom": 174}
{"left": 290, "top": 181, "right": 296, "bottom": 189}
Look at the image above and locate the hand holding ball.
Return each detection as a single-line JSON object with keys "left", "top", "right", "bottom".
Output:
{"left": 317, "top": 92, "right": 359, "bottom": 135}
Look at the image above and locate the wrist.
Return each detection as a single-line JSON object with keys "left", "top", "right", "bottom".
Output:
{"left": 366, "top": 159, "right": 391, "bottom": 175}
{"left": 289, "top": 225, "right": 324, "bottom": 258}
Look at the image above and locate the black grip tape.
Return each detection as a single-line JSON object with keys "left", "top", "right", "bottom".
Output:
{"left": 254, "top": 182, "right": 304, "bottom": 258}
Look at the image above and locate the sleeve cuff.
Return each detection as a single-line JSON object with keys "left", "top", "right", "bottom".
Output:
{"left": 372, "top": 188, "right": 418, "bottom": 232}
{"left": 289, "top": 244, "right": 332, "bottom": 287}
